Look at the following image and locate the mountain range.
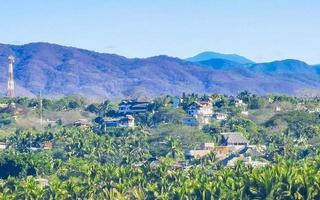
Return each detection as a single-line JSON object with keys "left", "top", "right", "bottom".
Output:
{"left": 0, "top": 42, "right": 319, "bottom": 99}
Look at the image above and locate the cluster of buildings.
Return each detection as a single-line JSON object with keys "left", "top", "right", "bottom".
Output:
{"left": 183, "top": 98, "right": 230, "bottom": 127}
{"left": 73, "top": 99, "right": 149, "bottom": 129}
{"left": 186, "top": 132, "right": 268, "bottom": 167}
{"left": 95, "top": 100, "right": 149, "bottom": 129}
{"left": 0, "top": 141, "right": 53, "bottom": 151}
{"left": 92, "top": 97, "right": 247, "bottom": 128}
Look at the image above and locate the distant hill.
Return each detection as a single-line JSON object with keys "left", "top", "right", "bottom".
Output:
{"left": 186, "top": 51, "right": 254, "bottom": 64}
{"left": 198, "top": 58, "right": 243, "bottom": 70}
{"left": 0, "top": 42, "right": 320, "bottom": 99}
{"left": 249, "top": 59, "right": 313, "bottom": 74}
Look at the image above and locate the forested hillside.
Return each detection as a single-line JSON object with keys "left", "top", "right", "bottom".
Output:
{"left": 0, "top": 92, "right": 319, "bottom": 199}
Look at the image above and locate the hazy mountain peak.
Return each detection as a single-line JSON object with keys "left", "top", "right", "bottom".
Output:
{"left": 186, "top": 51, "right": 254, "bottom": 64}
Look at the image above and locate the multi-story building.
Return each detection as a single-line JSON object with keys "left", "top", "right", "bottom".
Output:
{"left": 183, "top": 100, "right": 213, "bottom": 126}
{"left": 118, "top": 100, "right": 149, "bottom": 115}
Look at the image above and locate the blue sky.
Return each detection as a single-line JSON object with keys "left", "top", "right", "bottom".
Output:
{"left": 0, "top": 0, "right": 319, "bottom": 64}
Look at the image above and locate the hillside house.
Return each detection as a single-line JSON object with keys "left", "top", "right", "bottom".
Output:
{"left": 235, "top": 99, "right": 247, "bottom": 107}
{"left": 118, "top": 100, "right": 149, "bottom": 115}
{"left": 241, "top": 110, "right": 249, "bottom": 116}
{"left": 36, "top": 178, "right": 50, "bottom": 187}
{"left": 183, "top": 115, "right": 211, "bottom": 126}
{"left": 213, "top": 112, "right": 228, "bottom": 120}
{"left": 0, "top": 104, "right": 8, "bottom": 109}
{"left": 308, "top": 107, "right": 320, "bottom": 113}
{"left": 187, "top": 100, "right": 213, "bottom": 117}
{"left": 186, "top": 144, "right": 235, "bottom": 160}
{"left": 43, "top": 141, "right": 53, "bottom": 150}
{"left": 74, "top": 119, "right": 92, "bottom": 128}
{"left": 0, "top": 142, "right": 8, "bottom": 150}
{"left": 272, "top": 101, "right": 282, "bottom": 112}
{"left": 183, "top": 100, "right": 213, "bottom": 126}
{"left": 171, "top": 97, "right": 182, "bottom": 108}
{"left": 224, "top": 146, "right": 268, "bottom": 167}
{"left": 224, "top": 155, "right": 268, "bottom": 167}
{"left": 187, "top": 134, "right": 266, "bottom": 166}
{"left": 221, "top": 132, "right": 249, "bottom": 146}
{"left": 104, "top": 115, "right": 135, "bottom": 129}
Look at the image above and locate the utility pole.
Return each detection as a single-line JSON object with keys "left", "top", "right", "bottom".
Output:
{"left": 39, "top": 91, "right": 43, "bottom": 129}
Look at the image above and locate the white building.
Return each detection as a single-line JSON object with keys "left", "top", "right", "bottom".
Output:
{"left": 241, "top": 110, "right": 249, "bottom": 116}
{"left": 235, "top": 99, "right": 247, "bottom": 107}
{"left": 187, "top": 101, "right": 213, "bottom": 118}
{"left": 275, "top": 106, "right": 281, "bottom": 112}
{"left": 308, "top": 108, "right": 320, "bottom": 113}
{"left": 213, "top": 112, "right": 228, "bottom": 120}
{"left": 184, "top": 100, "right": 213, "bottom": 126}
{"left": 0, "top": 104, "right": 8, "bottom": 109}
{"left": 0, "top": 142, "right": 8, "bottom": 150}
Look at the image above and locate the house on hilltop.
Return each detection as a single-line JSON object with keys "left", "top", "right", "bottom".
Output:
{"left": 187, "top": 100, "right": 213, "bottom": 117}
{"left": 183, "top": 100, "right": 213, "bottom": 126}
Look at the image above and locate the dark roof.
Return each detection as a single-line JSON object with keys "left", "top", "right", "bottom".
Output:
{"left": 188, "top": 102, "right": 202, "bottom": 108}
{"left": 119, "top": 100, "right": 149, "bottom": 106}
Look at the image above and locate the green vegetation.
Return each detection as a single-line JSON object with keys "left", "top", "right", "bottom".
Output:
{"left": 0, "top": 92, "right": 319, "bottom": 199}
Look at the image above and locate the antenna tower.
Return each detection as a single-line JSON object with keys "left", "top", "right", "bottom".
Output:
{"left": 7, "top": 55, "right": 15, "bottom": 98}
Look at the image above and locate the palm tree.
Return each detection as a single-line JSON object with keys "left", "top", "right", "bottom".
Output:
{"left": 165, "top": 136, "right": 183, "bottom": 160}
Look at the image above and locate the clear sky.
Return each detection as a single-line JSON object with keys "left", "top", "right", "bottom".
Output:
{"left": 0, "top": 0, "right": 319, "bottom": 64}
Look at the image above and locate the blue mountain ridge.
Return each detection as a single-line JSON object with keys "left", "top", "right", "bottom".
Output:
{"left": 0, "top": 42, "right": 319, "bottom": 99}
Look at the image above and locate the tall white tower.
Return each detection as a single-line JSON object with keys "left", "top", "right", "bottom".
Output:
{"left": 7, "top": 55, "right": 15, "bottom": 98}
